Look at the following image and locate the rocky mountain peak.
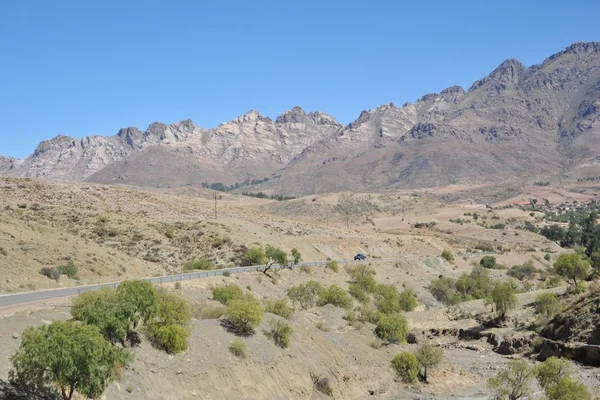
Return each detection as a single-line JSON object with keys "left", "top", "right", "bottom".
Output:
{"left": 307, "top": 111, "right": 341, "bottom": 127}
{"left": 347, "top": 110, "right": 372, "bottom": 130}
{"left": 233, "top": 110, "right": 272, "bottom": 124}
{"left": 32, "top": 135, "right": 76, "bottom": 157}
{"left": 276, "top": 106, "right": 309, "bottom": 124}
{"left": 468, "top": 59, "right": 525, "bottom": 91}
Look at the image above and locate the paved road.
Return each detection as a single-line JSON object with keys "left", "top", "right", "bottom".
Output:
{"left": 0, "top": 258, "right": 398, "bottom": 308}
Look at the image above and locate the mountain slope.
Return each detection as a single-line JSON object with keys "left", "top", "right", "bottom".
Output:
{"left": 2, "top": 42, "right": 600, "bottom": 194}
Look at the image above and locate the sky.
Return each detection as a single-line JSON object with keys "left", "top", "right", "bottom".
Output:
{"left": 1, "top": 0, "right": 599, "bottom": 158}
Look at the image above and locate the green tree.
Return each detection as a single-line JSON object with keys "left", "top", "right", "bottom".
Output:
{"left": 317, "top": 285, "right": 353, "bottom": 309}
{"left": 374, "top": 313, "right": 409, "bottom": 344}
{"left": 117, "top": 280, "right": 158, "bottom": 323}
{"left": 290, "top": 248, "right": 302, "bottom": 266}
{"left": 398, "top": 289, "right": 418, "bottom": 312}
{"left": 488, "top": 283, "right": 517, "bottom": 320}
{"left": 534, "top": 293, "right": 562, "bottom": 318}
{"left": 225, "top": 295, "right": 264, "bottom": 335}
{"left": 287, "top": 281, "right": 323, "bottom": 310}
{"left": 263, "top": 245, "right": 288, "bottom": 274}
{"left": 415, "top": 343, "right": 443, "bottom": 383}
{"left": 374, "top": 284, "right": 401, "bottom": 314}
{"left": 590, "top": 252, "right": 600, "bottom": 270}
{"left": 535, "top": 356, "right": 573, "bottom": 391}
{"left": 243, "top": 247, "right": 265, "bottom": 266}
{"left": 546, "top": 378, "right": 591, "bottom": 400}
{"left": 391, "top": 352, "right": 419, "bottom": 383}
{"left": 553, "top": 253, "right": 590, "bottom": 288}
{"left": 146, "top": 289, "right": 192, "bottom": 354}
{"left": 581, "top": 211, "right": 600, "bottom": 257}
{"left": 488, "top": 359, "right": 534, "bottom": 400}
{"left": 9, "top": 321, "right": 131, "bottom": 400}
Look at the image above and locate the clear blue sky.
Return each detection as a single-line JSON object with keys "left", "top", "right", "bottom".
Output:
{"left": 1, "top": 0, "right": 598, "bottom": 158}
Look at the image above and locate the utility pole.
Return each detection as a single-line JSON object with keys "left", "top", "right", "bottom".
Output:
{"left": 214, "top": 192, "right": 218, "bottom": 219}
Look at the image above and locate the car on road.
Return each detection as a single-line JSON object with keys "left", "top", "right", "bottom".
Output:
{"left": 354, "top": 253, "right": 366, "bottom": 261}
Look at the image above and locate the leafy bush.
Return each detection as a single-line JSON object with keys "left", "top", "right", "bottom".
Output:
{"left": 183, "top": 259, "right": 214, "bottom": 271}
{"left": 431, "top": 266, "right": 494, "bottom": 305}
{"left": 57, "top": 260, "right": 78, "bottom": 278}
{"left": 374, "top": 313, "right": 409, "bottom": 344}
{"left": 346, "top": 264, "right": 375, "bottom": 282}
{"left": 535, "top": 356, "right": 573, "bottom": 391}
{"left": 212, "top": 284, "right": 244, "bottom": 305}
{"left": 391, "top": 352, "right": 419, "bottom": 383}
{"left": 441, "top": 250, "right": 454, "bottom": 262}
{"left": 534, "top": 293, "right": 561, "bottom": 317}
{"left": 415, "top": 343, "right": 443, "bottom": 383}
{"left": 317, "top": 285, "right": 353, "bottom": 309}
{"left": 200, "top": 305, "right": 226, "bottom": 319}
{"left": 348, "top": 283, "right": 370, "bottom": 305}
{"left": 546, "top": 378, "right": 591, "bottom": 400}
{"left": 264, "top": 298, "right": 293, "bottom": 319}
{"left": 229, "top": 339, "right": 247, "bottom": 358}
{"left": 374, "top": 284, "right": 401, "bottom": 314}
{"left": 287, "top": 281, "right": 323, "bottom": 310}
{"left": 544, "top": 253, "right": 552, "bottom": 262}
{"left": 507, "top": 260, "right": 537, "bottom": 281}
{"left": 480, "top": 256, "right": 497, "bottom": 269}
{"left": 326, "top": 260, "right": 339, "bottom": 272}
{"left": 146, "top": 323, "right": 189, "bottom": 354}
{"left": 40, "top": 266, "right": 60, "bottom": 281}
{"left": 225, "top": 295, "right": 264, "bottom": 335}
{"left": 428, "top": 276, "right": 460, "bottom": 305}
{"left": 243, "top": 247, "right": 265, "bottom": 266}
{"left": 267, "top": 318, "right": 293, "bottom": 348}
{"left": 398, "top": 289, "right": 418, "bottom": 312}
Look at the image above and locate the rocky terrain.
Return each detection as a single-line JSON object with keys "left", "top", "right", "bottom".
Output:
{"left": 2, "top": 42, "right": 600, "bottom": 198}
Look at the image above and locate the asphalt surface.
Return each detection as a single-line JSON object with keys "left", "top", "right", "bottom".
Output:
{"left": 0, "top": 258, "right": 398, "bottom": 308}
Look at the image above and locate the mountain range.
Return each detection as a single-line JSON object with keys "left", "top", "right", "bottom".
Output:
{"left": 2, "top": 42, "right": 600, "bottom": 195}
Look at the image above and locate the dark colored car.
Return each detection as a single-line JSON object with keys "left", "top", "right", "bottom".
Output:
{"left": 354, "top": 253, "right": 366, "bottom": 261}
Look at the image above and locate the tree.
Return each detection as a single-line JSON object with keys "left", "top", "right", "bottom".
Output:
{"left": 290, "top": 248, "right": 302, "bottom": 267}
{"left": 391, "top": 352, "right": 419, "bottom": 383}
{"left": 415, "top": 343, "right": 443, "bottom": 383}
{"left": 9, "top": 321, "right": 130, "bottom": 400}
{"left": 546, "top": 377, "right": 591, "bottom": 400}
{"left": 488, "top": 359, "right": 534, "bottom": 400}
{"left": 374, "top": 313, "right": 409, "bottom": 344}
{"left": 146, "top": 289, "right": 192, "bottom": 353}
{"left": 225, "top": 295, "right": 264, "bottom": 335}
{"left": 553, "top": 253, "right": 590, "bottom": 288}
{"left": 287, "top": 281, "right": 323, "bottom": 310}
{"left": 374, "top": 284, "right": 401, "bottom": 314}
{"left": 488, "top": 283, "right": 517, "bottom": 320}
{"left": 534, "top": 356, "right": 573, "bottom": 391}
{"left": 581, "top": 211, "right": 600, "bottom": 257}
{"left": 534, "top": 293, "right": 562, "bottom": 318}
{"left": 263, "top": 245, "right": 288, "bottom": 274}
{"left": 243, "top": 247, "right": 265, "bottom": 266}
{"left": 117, "top": 280, "right": 158, "bottom": 323}
{"left": 590, "top": 252, "right": 600, "bottom": 270}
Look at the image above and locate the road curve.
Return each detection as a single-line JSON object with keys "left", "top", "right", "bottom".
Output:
{"left": 0, "top": 258, "right": 399, "bottom": 308}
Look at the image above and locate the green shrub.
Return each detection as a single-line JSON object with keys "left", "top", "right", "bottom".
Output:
{"left": 212, "top": 284, "right": 244, "bottom": 305}
{"left": 534, "top": 293, "right": 561, "bottom": 318}
{"left": 229, "top": 339, "right": 247, "bottom": 358}
{"left": 546, "top": 378, "right": 591, "bottom": 400}
{"left": 375, "top": 313, "right": 409, "bottom": 344}
{"left": 146, "top": 323, "right": 190, "bottom": 354}
{"left": 183, "top": 259, "right": 213, "bottom": 271}
{"left": 554, "top": 253, "right": 590, "bottom": 289}
{"left": 535, "top": 356, "right": 573, "bottom": 391}
{"left": 287, "top": 281, "right": 323, "bottom": 310}
{"left": 200, "top": 305, "right": 226, "bottom": 319}
{"left": 480, "top": 256, "right": 497, "bottom": 269}
{"left": 222, "top": 271, "right": 231, "bottom": 277}
{"left": 317, "top": 285, "right": 353, "bottom": 309}
{"left": 244, "top": 247, "right": 265, "bottom": 266}
{"left": 225, "top": 296, "right": 264, "bottom": 335}
{"left": 489, "top": 283, "right": 517, "bottom": 320}
{"left": 441, "top": 250, "right": 454, "bottom": 262}
{"left": 391, "top": 352, "right": 419, "bottom": 383}
{"left": 488, "top": 360, "right": 534, "bottom": 400}
{"left": 326, "top": 260, "right": 339, "bottom": 272}
{"left": 544, "top": 253, "right": 552, "bottom": 262}
{"left": 57, "top": 260, "right": 78, "bottom": 278}
{"left": 507, "top": 260, "right": 537, "bottom": 281}
{"left": 374, "top": 284, "right": 401, "bottom": 314}
{"left": 290, "top": 248, "right": 302, "bottom": 265}
{"left": 267, "top": 318, "right": 293, "bottom": 348}
{"left": 165, "top": 227, "right": 175, "bottom": 239}
{"left": 428, "top": 277, "right": 460, "bottom": 305}
{"left": 348, "top": 283, "right": 370, "bottom": 305}
{"left": 346, "top": 264, "right": 376, "bottom": 292}
{"left": 398, "top": 289, "right": 418, "bottom": 312}
{"left": 264, "top": 298, "right": 293, "bottom": 319}
{"left": 40, "top": 266, "right": 60, "bottom": 281}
